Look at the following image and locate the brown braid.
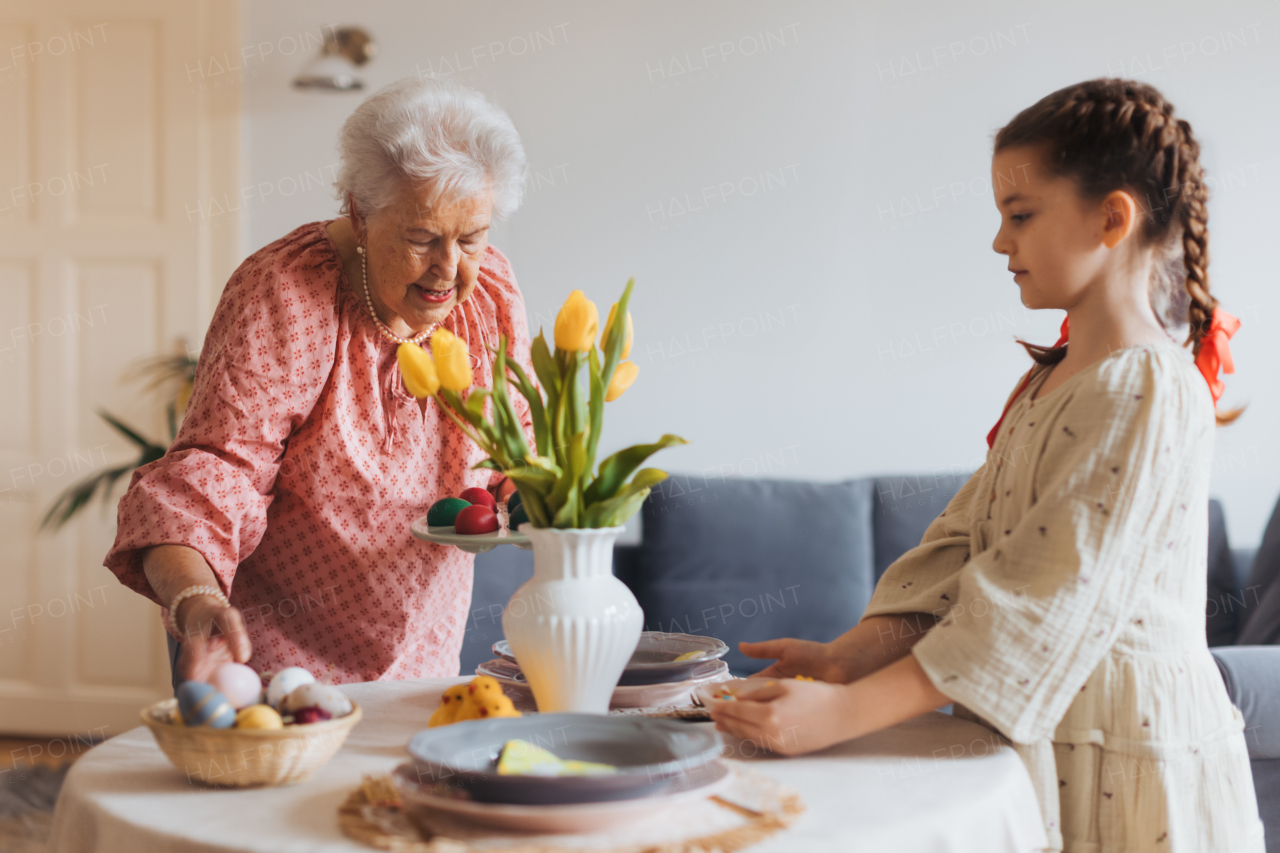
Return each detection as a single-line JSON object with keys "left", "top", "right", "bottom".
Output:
{"left": 995, "top": 78, "right": 1241, "bottom": 425}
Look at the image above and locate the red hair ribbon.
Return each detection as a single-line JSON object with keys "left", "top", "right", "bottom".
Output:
{"left": 1195, "top": 308, "right": 1240, "bottom": 405}
{"left": 986, "top": 316, "right": 1069, "bottom": 449}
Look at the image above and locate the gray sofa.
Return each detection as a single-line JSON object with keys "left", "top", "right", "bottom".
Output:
{"left": 465, "top": 472, "right": 1280, "bottom": 850}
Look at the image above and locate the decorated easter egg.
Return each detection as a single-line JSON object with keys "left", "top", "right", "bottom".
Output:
{"left": 176, "top": 681, "right": 236, "bottom": 728}
{"left": 210, "top": 662, "right": 263, "bottom": 709}
{"left": 427, "top": 497, "right": 471, "bottom": 527}
{"left": 282, "top": 682, "right": 352, "bottom": 718}
{"left": 507, "top": 490, "right": 523, "bottom": 513}
{"left": 458, "top": 487, "right": 496, "bottom": 511}
{"left": 266, "top": 667, "right": 315, "bottom": 709}
{"left": 455, "top": 504, "right": 499, "bottom": 535}
{"left": 293, "top": 706, "right": 332, "bottom": 725}
{"left": 234, "top": 704, "right": 283, "bottom": 730}
{"left": 508, "top": 504, "right": 529, "bottom": 530}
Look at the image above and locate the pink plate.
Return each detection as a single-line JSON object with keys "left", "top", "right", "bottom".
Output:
{"left": 391, "top": 760, "right": 731, "bottom": 833}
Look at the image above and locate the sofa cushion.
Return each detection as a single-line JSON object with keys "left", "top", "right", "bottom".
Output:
{"left": 1237, "top": 492, "right": 1280, "bottom": 646}
{"left": 460, "top": 546, "right": 534, "bottom": 676}
{"left": 871, "top": 473, "right": 969, "bottom": 582}
{"left": 1211, "top": 646, "right": 1280, "bottom": 760}
{"left": 629, "top": 474, "right": 875, "bottom": 675}
{"left": 1207, "top": 498, "right": 1243, "bottom": 646}
{"left": 1248, "top": 758, "right": 1280, "bottom": 853}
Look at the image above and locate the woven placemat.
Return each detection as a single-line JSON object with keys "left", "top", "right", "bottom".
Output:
{"left": 339, "top": 762, "right": 803, "bottom": 853}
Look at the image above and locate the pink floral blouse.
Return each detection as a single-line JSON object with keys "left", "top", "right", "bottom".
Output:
{"left": 105, "top": 221, "right": 534, "bottom": 683}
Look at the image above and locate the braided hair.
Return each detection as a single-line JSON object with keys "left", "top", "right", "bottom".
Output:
{"left": 995, "top": 78, "right": 1240, "bottom": 425}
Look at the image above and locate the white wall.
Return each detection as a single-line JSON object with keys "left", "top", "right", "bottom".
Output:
{"left": 235, "top": 0, "right": 1280, "bottom": 546}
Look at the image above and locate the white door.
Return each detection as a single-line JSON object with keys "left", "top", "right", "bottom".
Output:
{"left": 0, "top": 0, "right": 240, "bottom": 736}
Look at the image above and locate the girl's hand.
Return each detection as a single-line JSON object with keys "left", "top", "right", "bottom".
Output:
{"left": 176, "top": 596, "right": 252, "bottom": 683}
{"left": 710, "top": 679, "right": 858, "bottom": 756}
{"left": 740, "top": 638, "right": 846, "bottom": 682}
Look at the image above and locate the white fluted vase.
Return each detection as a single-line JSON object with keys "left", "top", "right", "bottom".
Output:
{"left": 501, "top": 525, "right": 642, "bottom": 714}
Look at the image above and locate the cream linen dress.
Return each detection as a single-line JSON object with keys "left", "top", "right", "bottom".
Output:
{"left": 863, "top": 341, "right": 1264, "bottom": 853}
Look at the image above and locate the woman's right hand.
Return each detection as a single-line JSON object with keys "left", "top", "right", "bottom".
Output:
{"left": 740, "top": 638, "right": 848, "bottom": 683}
{"left": 175, "top": 596, "right": 252, "bottom": 683}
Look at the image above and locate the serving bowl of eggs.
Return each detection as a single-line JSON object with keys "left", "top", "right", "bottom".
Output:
{"left": 141, "top": 663, "right": 361, "bottom": 787}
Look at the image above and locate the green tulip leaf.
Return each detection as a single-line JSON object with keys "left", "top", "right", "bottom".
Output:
{"left": 584, "top": 434, "right": 686, "bottom": 505}
{"left": 598, "top": 488, "right": 650, "bottom": 528}
{"left": 598, "top": 278, "right": 633, "bottom": 396}
{"left": 586, "top": 348, "right": 605, "bottom": 474}
{"left": 552, "top": 481, "right": 580, "bottom": 528}
{"left": 530, "top": 332, "right": 560, "bottom": 396}
{"left": 503, "top": 355, "right": 549, "bottom": 457}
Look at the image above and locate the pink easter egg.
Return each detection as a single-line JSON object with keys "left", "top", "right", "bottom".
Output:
{"left": 210, "top": 662, "right": 263, "bottom": 709}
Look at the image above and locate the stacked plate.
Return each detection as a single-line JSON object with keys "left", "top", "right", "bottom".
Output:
{"left": 478, "top": 632, "right": 731, "bottom": 709}
{"left": 394, "top": 714, "right": 730, "bottom": 832}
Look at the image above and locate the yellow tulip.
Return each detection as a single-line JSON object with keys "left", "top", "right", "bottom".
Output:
{"left": 397, "top": 342, "right": 440, "bottom": 398}
{"left": 554, "top": 290, "right": 599, "bottom": 352}
{"left": 603, "top": 304, "right": 633, "bottom": 359}
{"left": 431, "top": 327, "right": 473, "bottom": 392}
{"left": 605, "top": 361, "right": 639, "bottom": 402}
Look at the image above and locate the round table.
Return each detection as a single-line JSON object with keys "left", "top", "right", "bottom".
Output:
{"left": 47, "top": 679, "right": 1047, "bottom": 853}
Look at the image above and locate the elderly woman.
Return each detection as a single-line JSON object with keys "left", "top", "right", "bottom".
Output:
{"left": 105, "top": 78, "right": 533, "bottom": 685}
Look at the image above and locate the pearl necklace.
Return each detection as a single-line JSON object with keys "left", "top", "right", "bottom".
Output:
{"left": 356, "top": 244, "right": 435, "bottom": 346}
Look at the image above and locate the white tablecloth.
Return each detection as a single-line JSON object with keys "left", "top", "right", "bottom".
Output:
{"left": 47, "top": 679, "right": 1047, "bottom": 853}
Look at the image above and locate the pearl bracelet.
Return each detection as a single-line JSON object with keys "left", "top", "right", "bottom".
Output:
{"left": 165, "top": 584, "right": 230, "bottom": 638}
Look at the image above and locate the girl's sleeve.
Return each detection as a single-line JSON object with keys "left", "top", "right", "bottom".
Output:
{"left": 103, "top": 248, "right": 337, "bottom": 608}
{"left": 909, "top": 354, "right": 1200, "bottom": 743}
{"left": 860, "top": 465, "right": 986, "bottom": 620}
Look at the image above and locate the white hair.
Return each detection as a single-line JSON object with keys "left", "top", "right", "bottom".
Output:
{"left": 335, "top": 77, "right": 526, "bottom": 220}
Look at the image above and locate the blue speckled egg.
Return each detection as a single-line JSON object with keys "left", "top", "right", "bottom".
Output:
{"left": 177, "top": 681, "right": 236, "bottom": 728}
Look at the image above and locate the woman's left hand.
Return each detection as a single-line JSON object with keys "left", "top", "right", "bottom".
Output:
{"left": 710, "top": 679, "right": 860, "bottom": 756}
{"left": 493, "top": 477, "right": 517, "bottom": 503}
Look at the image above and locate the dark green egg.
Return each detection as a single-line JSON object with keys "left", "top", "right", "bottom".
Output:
{"left": 507, "top": 490, "right": 523, "bottom": 513}
{"left": 508, "top": 504, "right": 529, "bottom": 529}
{"left": 427, "top": 497, "right": 471, "bottom": 527}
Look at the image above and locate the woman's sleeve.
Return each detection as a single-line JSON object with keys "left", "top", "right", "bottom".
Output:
{"left": 909, "top": 355, "right": 1200, "bottom": 743}
{"left": 103, "top": 251, "right": 336, "bottom": 607}
{"left": 860, "top": 464, "right": 985, "bottom": 621}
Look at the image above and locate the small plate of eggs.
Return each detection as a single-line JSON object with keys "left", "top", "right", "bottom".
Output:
{"left": 411, "top": 488, "right": 532, "bottom": 553}
{"left": 143, "top": 663, "right": 360, "bottom": 787}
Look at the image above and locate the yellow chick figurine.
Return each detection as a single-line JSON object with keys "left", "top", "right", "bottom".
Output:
{"left": 428, "top": 684, "right": 470, "bottom": 728}
{"left": 430, "top": 676, "right": 522, "bottom": 727}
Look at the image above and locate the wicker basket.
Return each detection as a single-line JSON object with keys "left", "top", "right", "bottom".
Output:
{"left": 141, "top": 698, "right": 362, "bottom": 787}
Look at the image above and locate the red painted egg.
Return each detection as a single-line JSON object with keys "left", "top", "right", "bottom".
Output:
{"left": 455, "top": 504, "right": 499, "bottom": 534}
{"left": 293, "top": 706, "right": 332, "bottom": 725}
{"left": 458, "top": 487, "right": 496, "bottom": 511}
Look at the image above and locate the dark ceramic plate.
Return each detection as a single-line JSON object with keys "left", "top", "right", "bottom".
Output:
{"left": 391, "top": 758, "right": 730, "bottom": 832}
{"left": 406, "top": 713, "right": 723, "bottom": 805}
{"left": 492, "top": 632, "right": 730, "bottom": 686}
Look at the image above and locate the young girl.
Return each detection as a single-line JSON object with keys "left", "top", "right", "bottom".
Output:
{"left": 711, "top": 78, "right": 1262, "bottom": 852}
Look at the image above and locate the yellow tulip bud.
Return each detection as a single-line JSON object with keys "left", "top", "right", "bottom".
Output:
{"left": 397, "top": 342, "right": 440, "bottom": 398}
{"left": 431, "top": 328, "right": 473, "bottom": 392}
{"left": 554, "top": 290, "right": 599, "bottom": 352}
{"left": 603, "top": 304, "right": 633, "bottom": 360}
{"left": 605, "top": 361, "right": 639, "bottom": 402}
